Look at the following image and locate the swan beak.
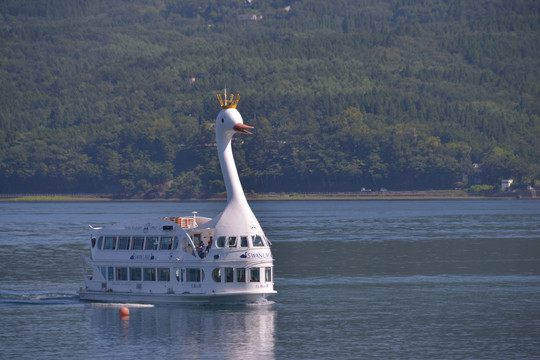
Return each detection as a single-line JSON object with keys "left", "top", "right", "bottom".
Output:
{"left": 233, "top": 123, "right": 254, "bottom": 135}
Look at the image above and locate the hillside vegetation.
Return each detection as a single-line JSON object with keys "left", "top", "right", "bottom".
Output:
{"left": 1, "top": 0, "right": 539, "bottom": 197}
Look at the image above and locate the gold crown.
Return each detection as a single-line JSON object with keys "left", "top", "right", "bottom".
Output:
{"left": 217, "top": 91, "right": 240, "bottom": 109}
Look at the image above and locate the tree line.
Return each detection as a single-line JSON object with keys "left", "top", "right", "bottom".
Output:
{"left": 0, "top": 0, "right": 538, "bottom": 197}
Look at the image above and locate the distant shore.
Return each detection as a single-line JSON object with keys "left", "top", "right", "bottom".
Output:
{"left": 0, "top": 189, "right": 536, "bottom": 202}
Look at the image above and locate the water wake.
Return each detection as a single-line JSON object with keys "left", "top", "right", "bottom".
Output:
{"left": 0, "top": 290, "right": 80, "bottom": 305}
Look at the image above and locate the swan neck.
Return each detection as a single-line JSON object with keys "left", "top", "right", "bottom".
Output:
{"left": 217, "top": 135, "right": 247, "bottom": 205}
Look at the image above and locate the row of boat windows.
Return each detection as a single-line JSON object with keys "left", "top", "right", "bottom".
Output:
{"left": 212, "top": 267, "right": 272, "bottom": 283}
{"left": 92, "top": 236, "right": 180, "bottom": 251}
{"left": 216, "top": 235, "right": 267, "bottom": 248}
{"left": 92, "top": 235, "right": 268, "bottom": 251}
{"left": 99, "top": 266, "right": 272, "bottom": 283}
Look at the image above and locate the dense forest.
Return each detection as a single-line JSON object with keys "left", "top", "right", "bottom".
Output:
{"left": 0, "top": 0, "right": 539, "bottom": 197}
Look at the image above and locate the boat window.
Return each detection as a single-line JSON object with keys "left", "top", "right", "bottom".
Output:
{"left": 237, "top": 268, "right": 246, "bottom": 283}
{"left": 227, "top": 236, "right": 237, "bottom": 247}
{"left": 146, "top": 236, "right": 159, "bottom": 250}
{"left": 107, "top": 267, "right": 114, "bottom": 281}
{"left": 175, "top": 268, "right": 181, "bottom": 282}
{"left": 212, "top": 268, "right": 221, "bottom": 282}
{"left": 132, "top": 236, "right": 144, "bottom": 250}
{"left": 91, "top": 238, "right": 96, "bottom": 248}
{"left": 225, "top": 268, "right": 234, "bottom": 282}
{"left": 240, "top": 236, "right": 248, "bottom": 247}
{"left": 100, "top": 266, "right": 106, "bottom": 279}
{"left": 265, "top": 267, "right": 272, "bottom": 282}
{"left": 116, "top": 267, "right": 128, "bottom": 281}
{"left": 143, "top": 267, "right": 155, "bottom": 281}
{"left": 158, "top": 268, "right": 170, "bottom": 282}
{"left": 186, "top": 268, "right": 201, "bottom": 282}
{"left": 97, "top": 236, "right": 103, "bottom": 250}
{"left": 173, "top": 236, "right": 179, "bottom": 250}
{"left": 104, "top": 236, "right": 116, "bottom": 250}
{"left": 217, "top": 236, "right": 226, "bottom": 248}
{"left": 160, "top": 236, "right": 173, "bottom": 250}
{"left": 250, "top": 268, "right": 260, "bottom": 282}
{"left": 130, "top": 267, "right": 142, "bottom": 281}
{"left": 253, "top": 235, "right": 265, "bottom": 247}
{"left": 118, "top": 236, "right": 130, "bottom": 250}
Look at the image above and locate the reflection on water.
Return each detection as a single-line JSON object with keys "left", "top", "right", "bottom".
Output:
{"left": 85, "top": 304, "right": 276, "bottom": 360}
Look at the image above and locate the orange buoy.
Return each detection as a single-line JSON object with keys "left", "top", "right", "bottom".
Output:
{"left": 119, "top": 307, "right": 130, "bottom": 319}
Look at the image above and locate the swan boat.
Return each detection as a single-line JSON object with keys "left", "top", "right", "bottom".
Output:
{"left": 79, "top": 92, "right": 276, "bottom": 304}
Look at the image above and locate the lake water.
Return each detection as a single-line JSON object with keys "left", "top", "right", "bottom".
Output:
{"left": 0, "top": 200, "right": 539, "bottom": 359}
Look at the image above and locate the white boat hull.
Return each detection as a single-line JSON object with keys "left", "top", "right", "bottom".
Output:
{"left": 78, "top": 289, "right": 276, "bottom": 305}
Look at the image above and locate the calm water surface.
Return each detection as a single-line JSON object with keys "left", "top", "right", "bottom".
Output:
{"left": 1, "top": 200, "right": 539, "bottom": 359}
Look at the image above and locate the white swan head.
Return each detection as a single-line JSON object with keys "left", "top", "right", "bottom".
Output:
{"left": 216, "top": 108, "right": 254, "bottom": 140}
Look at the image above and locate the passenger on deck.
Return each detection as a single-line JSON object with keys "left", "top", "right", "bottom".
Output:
{"left": 198, "top": 243, "right": 206, "bottom": 258}
{"left": 206, "top": 237, "right": 213, "bottom": 255}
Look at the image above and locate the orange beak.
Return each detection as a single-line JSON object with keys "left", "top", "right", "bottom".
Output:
{"left": 233, "top": 123, "right": 254, "bottom": 135}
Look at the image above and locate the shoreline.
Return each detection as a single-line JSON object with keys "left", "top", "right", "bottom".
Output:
{"left": 0, "top": 190, "right": 536, "bottom": 202}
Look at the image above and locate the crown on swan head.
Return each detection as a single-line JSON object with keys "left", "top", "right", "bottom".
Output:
{"left": 217, "top": 89, "right": 240, "bottom": 109}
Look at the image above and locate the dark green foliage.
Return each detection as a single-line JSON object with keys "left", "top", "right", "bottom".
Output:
{"left": 0, "top": 0, "right": 539, "bottom": 196}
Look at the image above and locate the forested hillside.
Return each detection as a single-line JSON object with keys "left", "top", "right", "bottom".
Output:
{"left": 1, "top": 0, "right": 539, "bottom": 197}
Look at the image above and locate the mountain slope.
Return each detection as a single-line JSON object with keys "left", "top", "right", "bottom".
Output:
{"left": 0, "top": 0, "right": 538, "bottom": 195}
